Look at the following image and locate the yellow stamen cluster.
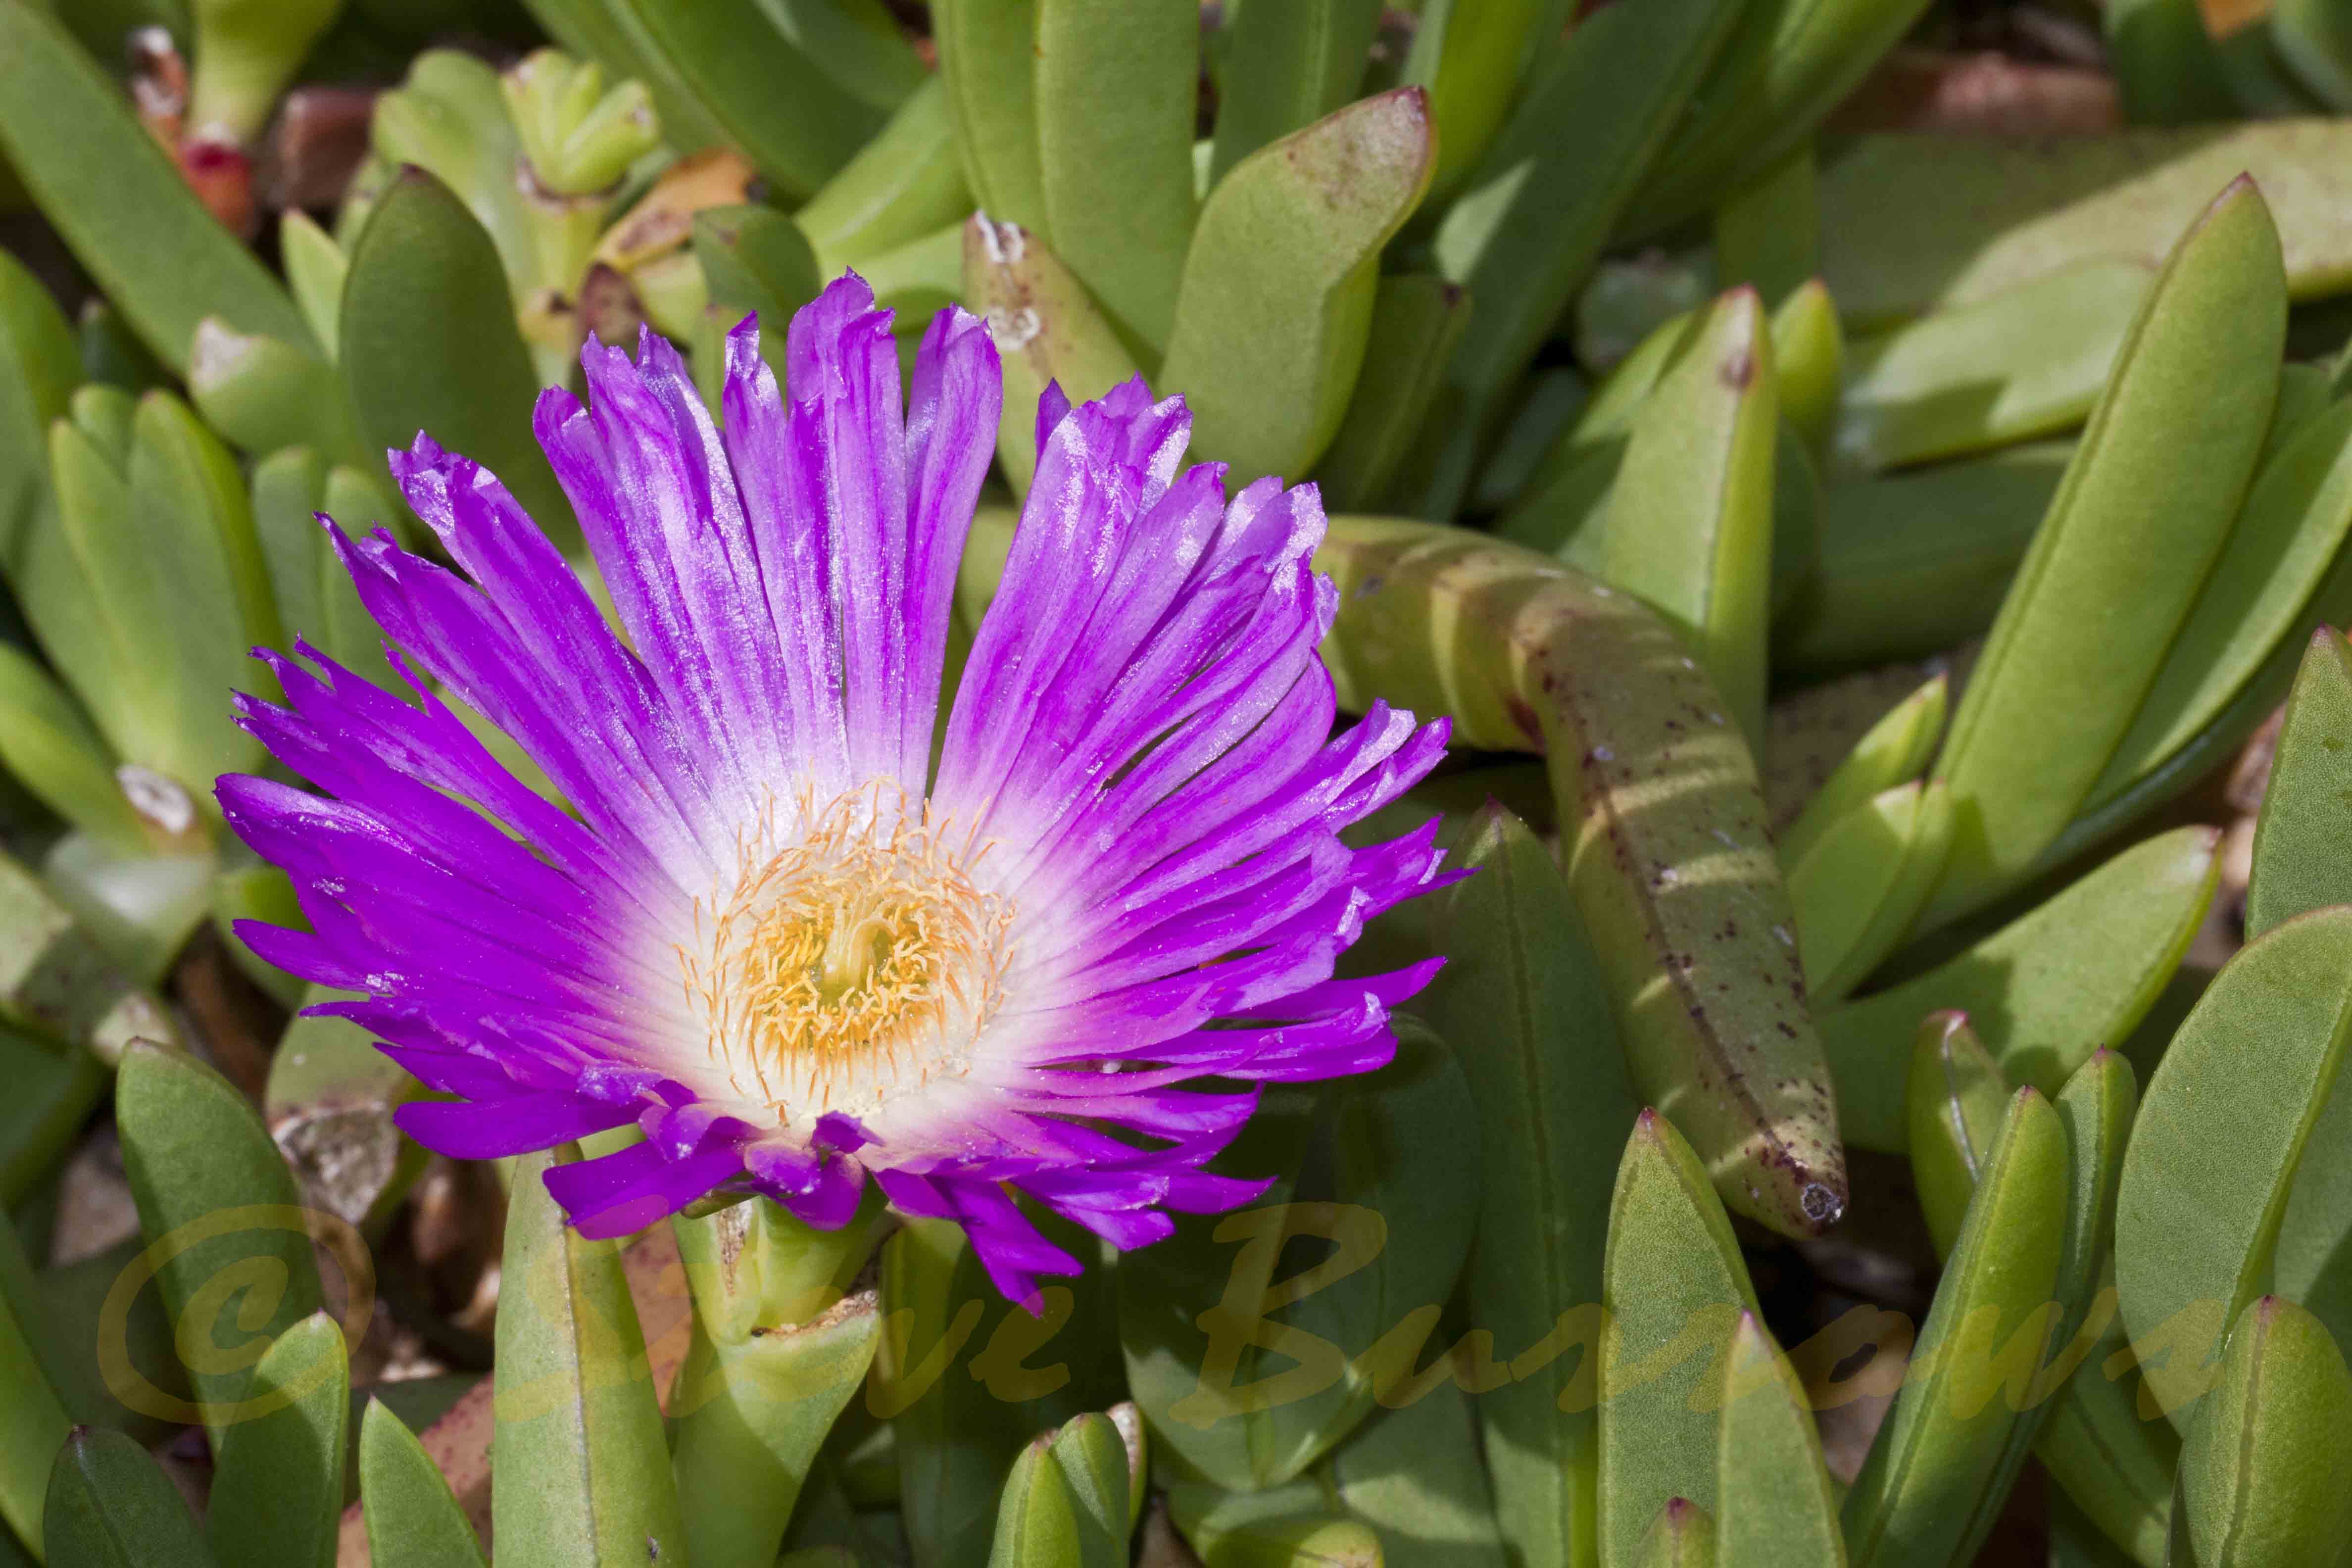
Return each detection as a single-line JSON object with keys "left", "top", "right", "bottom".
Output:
{"left": 680, "top": 785, "right": 1012, "bottom": 1122}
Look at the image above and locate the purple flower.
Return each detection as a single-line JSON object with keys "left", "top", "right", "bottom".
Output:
{"left": 219, "top": 275, "right": 1453, "bottom": 1304}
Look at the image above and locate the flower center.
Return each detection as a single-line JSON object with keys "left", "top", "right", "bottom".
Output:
{"left": 682, "top": 787, "right": 1012, "bottom": 1123}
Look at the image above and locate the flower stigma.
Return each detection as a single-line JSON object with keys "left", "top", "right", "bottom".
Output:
{"left": 681, "top": 784, "right": 1014, "bottom": 1123}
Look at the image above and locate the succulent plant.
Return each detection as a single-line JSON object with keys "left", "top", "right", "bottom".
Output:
{"left": 11, "top": 2, "right": 2352, "bottom": 1567}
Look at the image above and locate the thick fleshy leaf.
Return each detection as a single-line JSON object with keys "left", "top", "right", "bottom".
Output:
{"left": 0, "top": 1209, "right": 73, "bottom": 1556}
{"left": 2116, "top": 907, "right": 2352, "bottom": 1428}
{"left": 0, "top": 851, "right": 178, "bottom": 1060}
{"left": 1419, "top": 805, "right": 1636, "bottom": 1568}
{"left": 1407, "top": 0, "right": 1746, "bottom": 516}
{"left": 1614, "top": 0, "right": 1940, "bottom": 240}
{"left": 614, "top": 0, "right": 887, "bottom": 200}
{"left": 492, "top": 1143, "right": 686, "bottom": 1568}
{"left": 795, "top": 76, "right": 974, "bottom": 273}
{"left": 40, "top": 1429, "right": 216, "bottom": 1568}
{"left": 340, "top": 168, "right": 575, "bottom": 548}
{"left": 2175, "top": 1296, "right": 2352, "bottom": 1567}
{"left": 1321, "top": 521, "right": 1842, "bottom": 1233}
{"left": 205, "top": 1314, "right": 349, "bottom": 1568}
{"left": 1785, "top": 780, "right": 1954, "bottom": 1004}
{"left": 1930, "top": 179, "right": 2284, "bottom": 917}
{"left": 187, "top": 319, "right": 362, "bottom": 469}
{"left": 1821, "top": 826, "right": 2217, "bottom": 1152}
{"left": 1209, "top": 0, "right": 1386, "bottom": 184}
{"left": 0, "top": 3, "right": 318, "bottom": 372}
{"left": 1905, "top": 1013, "right": 2011, "bottom": 1260}
{"left": 1162, "top": 89, "right": 1435, "bottom": 487}
{"left": 1713, "top": 149, "right": 1819, "bottom": 309}
{"left": 359, "top": 1398, "right": 490, "bottom": 1568}
{"left": 0, "top": 1023, "right": 105, "bottom": 1207}
{"left": 932, "top": 0, "right": 1047, "bottom": 234}
{"left": 1327, "top": 1384, "right": 1509, "bottom": 1565}
{"left": 115, "top": 1040, "right": 324, "bottom": 1450}
{"left": 0, "top": 646, "right": 147, "bottom": 855}
{"left": 1841, "top": 1088, "right": 2067, "bottom": 1567}
{"left": 1777, "top": 672, "right": 1946, "bottom": 870}
{"left": 1033, "top": 0, "right": 1197, "bottom": 352}
{"left": 1631, "top": 1499, "right": 1716, "bottom": 1568}
{"left": 2250, "top": 631, "right": 2352, "bottom": 941}
{"left": 1313, "top": 274, "right": 1472, "bottom": 514}
{"left": 670, "top": 1196, "right": 885, "bottom": 1568}
{"left": 1776, "top": 443, "right": 2065, "bottom": 676}
{"left": 1599, "top": 287, "right": 1776, "bottom": 746}
{"left": 1714, "top": 1312, "right": 1845, "bottom": 1567}
{"left": 2090, "top": 395, "right": 2352, "bottom": 804}
{"left": 1597, "top": 1112, "right": 1764, "bottom": 1568}
{"left": 1819, "top": 122, "right": 2352, "bottom": 325}
{"left": 1832, "top": 261, "right": 2149, "bottom": 473}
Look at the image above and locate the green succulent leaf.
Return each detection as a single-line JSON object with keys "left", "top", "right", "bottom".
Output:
{"left": 1906, "top": 1013, "right": 2011, "bottom": 1260}
{"left": 2174, "top": 1296, "right": 2352, "bottom": 1567}
{"left": 0, "top": 851, "right": 179, "bottom": 1059}
{"left": 795, "top": 75, "right": 974, "bottom": 274}
{"left": 2117, "top": 906, "right": 2352, "bottom": 1428}
{"left": 115, "top": 1039, "right": 323, "bottom": 1452}
{"left": 1768, "top": 280, "right": 1843, "bottom": 463}
{"left": 278, "top": 213, "right": 347, "bottom": 357}
{"left": 1931, "top": 179, "right": 2285, "bottom": 917}
{"left": 1786, "top": 780, "right": 1954, "bottom": 1005}
{"left": 186, "top": 319, "right": 363, "bottom": 469}
{"left": 614, "top": 0, "right": 886, "bottom": 200}
{"left": 0, "top": 1208, "right": 74, "bottom": 1556}
{"left": 985, "top": 1436, "right": 1083, "bottom": 1568}
{"left": 1308, "top": 518, "right": 1842, "bottom": 1237}
{"left": 490, "top": 1143, "right": 686, "bottom": 1568}
{"left": 0, "top": 1023, "right": 105, "bottom": 1208}
{"left": 1032, "top": 0, "right": 1198, "bottom": 352}
{"left": 1821, "top": 825, "right": 2217, "bottom": 1152}
{"left": 358, "top": 1397, "right": 489, "bottom": 1568}
{"left": 1714, "top": 1312, "right": 1845, "bottom": 1567}
{"left": 1615, "top": 0, "right": 1939, "bottom": 241}
{"left": 340, "top": 166, "right": 576, "bottom": 549}
{"left": 1312, "top": 273, "right": 1472, "bottom": 515}
{"left": 1326, "top": 1384, "right": 1509, "bottom": 1566}
{"left": 0, "top": 2, "right": 318, "bottom": 373}
{"left": 1774, "top": 443, "right": 2066, "bottom": 676}
{"left": 1957, "top": 1049, "right": 2137, "bottom": 1564}
{"left": 1777, "top": 671, "right": 1947, "bottom": 871}
{"left": 1162, "top": 86, "right": 1435, "bottom": 489}
{"left": 1819, "top": 122, "right": 2352, "bottom": 327}
{"left": 0, "top": 646, "right": 146, "bottom": 855}
{"left": 932, "top": 0, "right": 1047, "bottom": 235}
{"left": 41, "top": 1428, "right": 216, "bottom": 1568}
{"left": 1410, "top": 0, "right": 1745, "bottom": 516}
{"left": 1208, "top": 0, "right": 1384, "bottom": 186}
{"left": 1419, "top": 803, "right": 1637, "bottom": 1568}
{"left": 1712, "top": 148, "right": 1820, "bottom": 310}
{"left": 203, "top": 1314, "right": 349, "bottom": 1568}
{"left": 1832, "top": 261, "right": 2149, "bottom": 474}
{"left": 2093, "top": 401, "right": 2352, "bottom": 811}
{"left": 1599, "top": 286, "right": 1777, "bottom": 747}
{"left": 1841, "top": 1087, "right": 2068, "bottom": 1567}
{"left": 1164, "top": 1483, "right": 1385, "bottom": 1568}
{"left": 1597, "top": 1111, "right": 1764, "bottom": 1568}
{"left": 1630, "top": 1499, "right": 1716, "bottom": 1568}
{"left": 669, "top": 1196, "right": 885, "bottom": 1568}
